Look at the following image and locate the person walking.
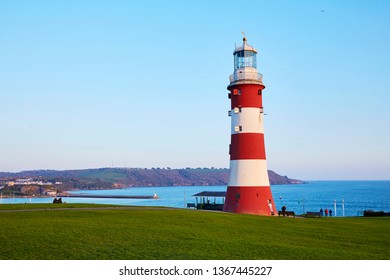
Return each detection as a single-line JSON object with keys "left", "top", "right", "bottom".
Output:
{"left": 329, "top": 209, "right": 333, "bottom": 216}
{"left": 320, "top": 208, "right": 324, "bottom": 216}
{"left": 281, "top": 205, "right": 287, "bottom": 216}
{"left": 268, "top": 199, "right": 274, "bottom": 215}
{"left": 325, "top": 208, "right": 329, "bottom": 217}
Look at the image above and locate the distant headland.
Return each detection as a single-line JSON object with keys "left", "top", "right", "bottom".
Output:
{"left": 0, "top": 167, "right": 305, "bottom": 197}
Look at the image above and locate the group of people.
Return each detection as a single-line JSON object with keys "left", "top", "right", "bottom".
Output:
{"left": 52, "top": 197, "right": 62, "bottom": 204}
{"left": 277, "top": 205, "right": 334, "bottom": 217}
{"left": 271, "top": 200, "right": 335, "bottom": 217}
{"left": 320, "top": 208, "right": 332, "bottom": 217}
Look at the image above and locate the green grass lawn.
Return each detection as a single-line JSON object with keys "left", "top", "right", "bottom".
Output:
{"left": 0, "top": 203, "right": 127, "bottom": 210}
{"left": 0, "top": 203, "right": 389, "bottom": 260}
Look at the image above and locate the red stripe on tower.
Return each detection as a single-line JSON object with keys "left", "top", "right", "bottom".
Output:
{"left": 223, "top": 35, "right": 276, "bottom": 216}
{"left": 230, "top": 84, "right": 263, "bottom": 109}
{"left": 230, "top": 134, "right": 266, "bottom": 160}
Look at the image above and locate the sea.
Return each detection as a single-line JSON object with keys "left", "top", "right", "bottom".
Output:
{"left": 1, "top": 181, "right": 389, "bottom": 217}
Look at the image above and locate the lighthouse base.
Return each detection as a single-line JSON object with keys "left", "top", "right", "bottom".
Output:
{"left": 223, "top": 186, "right": 276, "bottom": 216}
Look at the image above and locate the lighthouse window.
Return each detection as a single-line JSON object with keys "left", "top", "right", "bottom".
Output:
{"left": 234, "top": 126, "right": 242, "bottom": 132}
{"left": 232, "top": 89, "right": 241, "bottom": 95}
{"left": 234, "top": 50, "right": 257, "bottom": 69}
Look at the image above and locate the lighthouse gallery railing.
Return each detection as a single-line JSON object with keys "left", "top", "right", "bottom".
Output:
{"left": 229, "top": 72, "right": 263, "bottom": 83}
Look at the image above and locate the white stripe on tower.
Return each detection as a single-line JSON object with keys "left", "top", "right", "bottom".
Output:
{"left": 230, "top": 107, "right": 264, "bottom": 134}
{"left": 228, "top": 159, "right": 270, "bottom": 186}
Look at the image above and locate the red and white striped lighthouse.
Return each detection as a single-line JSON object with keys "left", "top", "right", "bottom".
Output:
{"left": 223, "top": 36, "right": 276, "bottom": 215}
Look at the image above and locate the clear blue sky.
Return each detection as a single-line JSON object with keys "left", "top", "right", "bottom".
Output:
{"left": 1, "top": 0, "right": 389, "bottom": 180}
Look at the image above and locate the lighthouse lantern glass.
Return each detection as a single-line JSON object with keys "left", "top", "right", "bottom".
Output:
{"left": 234, "top": 50, "right": 257, "bottom": 69}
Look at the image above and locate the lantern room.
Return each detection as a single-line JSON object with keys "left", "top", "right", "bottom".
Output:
{"left": 233, "top": 37, "right": 257, "bottom": 70}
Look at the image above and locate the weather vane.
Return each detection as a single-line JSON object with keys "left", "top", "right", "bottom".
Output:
{"left": 241, "top": 30, "right": 247, "bottom": 42}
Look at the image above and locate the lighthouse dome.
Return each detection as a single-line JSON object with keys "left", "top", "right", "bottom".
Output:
{"left": 233, "top": 37, "right": 258, "bottom": 54}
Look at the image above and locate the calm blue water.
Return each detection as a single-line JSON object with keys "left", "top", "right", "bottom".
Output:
{"left": 1, "top": 181, "right": 389, "bottom": 217}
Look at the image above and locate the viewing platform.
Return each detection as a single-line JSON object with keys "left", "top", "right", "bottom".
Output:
{"left": 229, "top": 72, "right": 263, "bottom": 83}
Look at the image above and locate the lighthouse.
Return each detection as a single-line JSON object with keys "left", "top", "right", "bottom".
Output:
{"left": 223, "top": 36, "right": 276, "bottom": 215}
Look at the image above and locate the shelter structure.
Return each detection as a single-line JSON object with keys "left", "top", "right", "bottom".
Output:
{"left": 192, "top": 191, "right": 226, "bottom": 211}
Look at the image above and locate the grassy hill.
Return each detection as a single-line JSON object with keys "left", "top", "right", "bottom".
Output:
{"left": 0, "top": 204, "right": 388, "bottom": 260}
{"left": 0, "top": 168, "right": 305, "bottom": 190}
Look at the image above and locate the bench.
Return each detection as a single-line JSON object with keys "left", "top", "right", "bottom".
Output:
{"left": 306, "top": 211, "right": 321, "bottom": 218}
{"left": 187, "top": 203, "right": 196, "bottom": 209}
{"left": 278, "top": 211, "right": 295, "bottom": 217}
